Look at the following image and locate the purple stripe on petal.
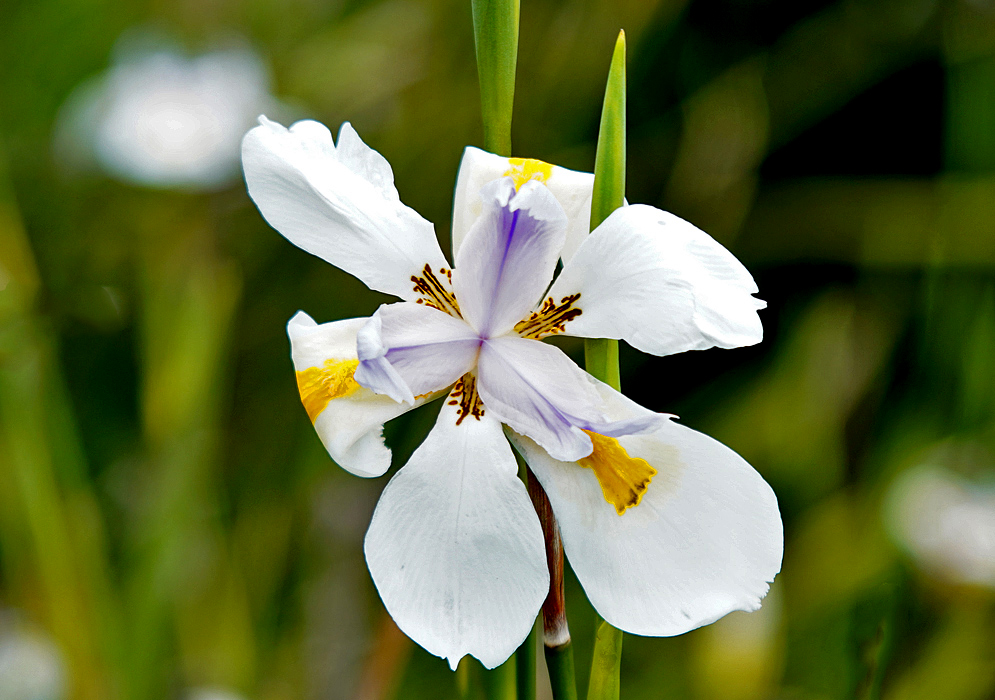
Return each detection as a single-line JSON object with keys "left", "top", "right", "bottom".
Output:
{"left": 453, "top": 179, "right": 568, "bottom": 338}
{"left": 573, "top": 413, "right": 662, "bottom": 439}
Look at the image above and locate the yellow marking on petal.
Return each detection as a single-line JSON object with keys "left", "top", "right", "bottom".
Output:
{"left": 296, "top": 359, "right": 361, "bottom": 423}
{"left": 503, "top": 158, "right": 554, "bottom": 190}
{"left": 578, "top": 431, "right": 657, "bottom": 515}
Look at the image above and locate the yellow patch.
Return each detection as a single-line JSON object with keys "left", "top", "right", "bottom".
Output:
{"left": 503, "top": 158, "right": 554, "bottom": 190}
{"left": 296, "top": 359, "right": 361, "bottom": 423}
{"left": 578, "top": 431, "right": 657, "bottom": 515}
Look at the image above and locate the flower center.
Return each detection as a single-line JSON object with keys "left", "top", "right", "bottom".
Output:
{"left": 578, "top": 431, "right": 658, "bottom": 515}
{"left": 503, "top": 158, "right": 553, "bottom": 190}
{"left": 296, "top": 358, "right": 361, "bottom": 422}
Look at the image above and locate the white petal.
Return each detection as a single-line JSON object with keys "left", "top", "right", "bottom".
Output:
{"left": 355, "top": 302, "right": 481, "bottom": 404}
{"left": 508, "top": 381, "right": 783, "bottom": 636}
{"left": 364, "top": 395, "right": 548, "bottom": 670}
{"left": 451, "top": 147, "right": 594, "bottom": 263}
{"left": 476, "top": 336, "right": 659, "bottom": 462}
{"left": 288, "top": 311, "right": 426, "bottom": 478}
{"left": 547, "top": 205, "right": 765, "bottom": 356}
{"left": 452, "top": 178, "right": 567, "bottom": 337}
{"left": 333, "top": 122, "right": 400, "bottom": 202}
{"left": 242, "top": 117, "right": 450, "bottom": 299}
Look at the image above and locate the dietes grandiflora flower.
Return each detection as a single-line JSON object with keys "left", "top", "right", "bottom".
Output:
{"left": 242, "top": 117, "right": 783, "bottom": 670}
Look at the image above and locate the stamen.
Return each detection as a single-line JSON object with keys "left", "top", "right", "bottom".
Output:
{"left": 514, "top": 294, "right": 582, "bottom": 339}
{"left": 503, "top": 158, "right": 554, "bottom": 190}
{"left": 447, "top": 373, "right": 485, "bottom": 425}
{"left": 411, "top": 264, "right": 461, "bottom": 317}
{"left": 578, "top": 431, "right": 657, "bottom": 515}
{"left": 296, "top": 359, "right": 361, "bottom": 422}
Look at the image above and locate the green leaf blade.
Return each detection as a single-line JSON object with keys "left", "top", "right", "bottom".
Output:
{"left": 584, "top": 30, "right": 627, "bottom": 700}
{"left": 471, "top": 0, "right": 520, "bottom": 156}
{"left": 590, "top": 30, "right": 627, "bottom": 232}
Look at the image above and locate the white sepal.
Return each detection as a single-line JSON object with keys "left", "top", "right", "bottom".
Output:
{"left": 242, "top": 117, "right": 451, "bottom": 300}
{"left": 287, "top": 311, "right": 425, "bottom": 478}
{"left": 507, "top": 379, "right": 783, "bottom": 636}
{"left": 365, "top": 396, "right": 548, "bottom": 670}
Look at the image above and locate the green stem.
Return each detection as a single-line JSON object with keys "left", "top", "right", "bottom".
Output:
{"left": 516, "top": 620, "right": 538, "bottom": 700}
{"left": 456, "top": 657, "right": 473, "bottom": 700}
{"left": 483, "top": 655, "right": 517, "bottom": 700}
{"left": 583, "top": 30, "right": 627, "bottom": 700}
{"left": 545, "top": 643, "right": 579, "bottom": 700}
{"left": 583, "top": 339, "right": 620, "bottom": 391}
{"left": 471, "top": 0, "right": 519, "bottom": 155}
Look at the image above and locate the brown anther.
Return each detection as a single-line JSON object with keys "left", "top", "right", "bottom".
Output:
{"left": 514, "top": 294, "right": 582, "bottom": 339}
{"left": 411, "top": 264, "right": 461, "bottom": 317}
{"left": 449, "top": 373, "right": 484, "bottom": 425}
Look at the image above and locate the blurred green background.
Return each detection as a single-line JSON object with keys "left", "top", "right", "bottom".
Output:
{"left": 2, "top": 0, "right": 995, "bottom": 698}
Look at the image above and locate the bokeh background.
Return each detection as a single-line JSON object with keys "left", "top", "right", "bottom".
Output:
{"left": 2, "top": 0, "right": 995, "bottom": 698}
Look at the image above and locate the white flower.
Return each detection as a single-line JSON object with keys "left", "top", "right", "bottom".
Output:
{"left": 186, "top": 688, "right": 248, "bottom": 700}
{"left": 886, "top": 461, "right": 995, "bottom": 587}
{"left": 57, "top": 37, "right": 279, "bottom": 189}
{"left": 242, "top": 117, "right": 783, "bottom": 669}
{"left": 0, "top": 618, "right": 65, "bottom": 700}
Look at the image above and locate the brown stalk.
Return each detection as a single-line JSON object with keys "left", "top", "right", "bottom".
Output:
{"left": 525, "top": 467, "right": 570, "bottom": 649}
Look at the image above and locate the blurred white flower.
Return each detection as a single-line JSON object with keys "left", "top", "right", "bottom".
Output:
{"left": 56, "top": 34, "right": 281, "bottom": 189}
{"left": 0, "top": 617, "right": 65, "bottom": 700}
{"left": 885, "top": 460, "right": 995, "bottom": 587}
{"left": 186, "top": 687, "right": 247, "bottom": 700}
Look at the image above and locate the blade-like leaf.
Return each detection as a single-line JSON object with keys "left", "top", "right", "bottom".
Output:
{"left": 584, "top": 29, "right": 627, "bottom": 700}
{"left": 584, "top": 30, "right": 626, "bottom": 395}
{"left": 471, "top": 0, "right": 520, "bottom": 156}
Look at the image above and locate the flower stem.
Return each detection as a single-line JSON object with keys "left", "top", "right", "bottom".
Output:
{"left": 516, "top": 619, "right": 538, "bottom": 700}
{"left": 483, "top": 656, "right": 518, "bottom": 700}
{"left": 583, "top": 29, "right": 627, "bottom": 700}
{"left": 526, "top": 469, "right": 579, "bottom": 700}
{"left": 471, "top": 0, "right": 519, "bottom": 156}
{"left": 456, "top": 657, "right": 472, "bottom": 699}
{"left": 583, "top": 339, "right": 620, "bottom": 392}
{"left": 545, "top": 641, "right": 579, "bottom": 700}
